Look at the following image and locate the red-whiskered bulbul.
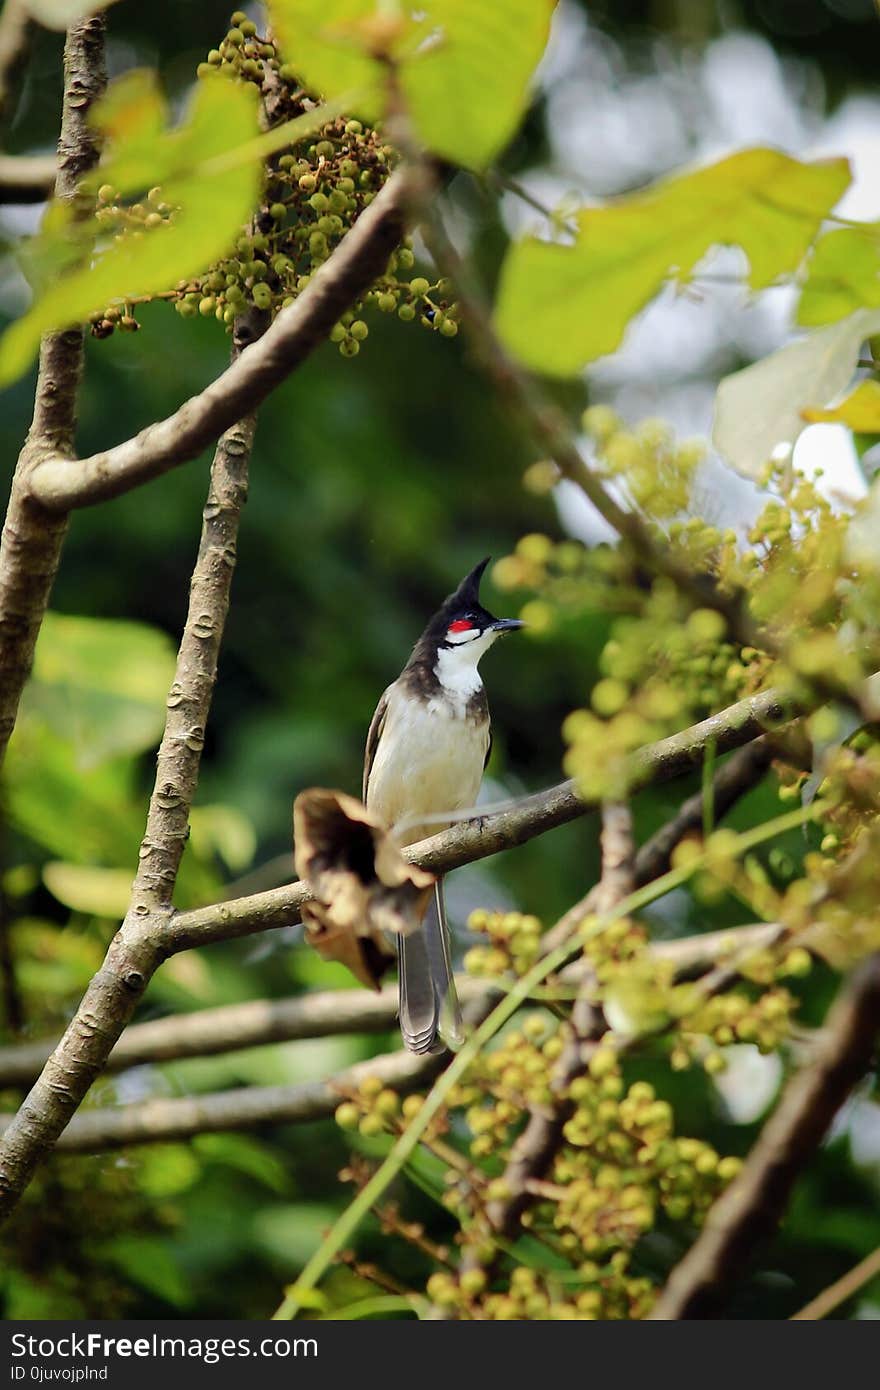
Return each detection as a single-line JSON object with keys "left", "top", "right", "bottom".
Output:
{"left": 363, "top": 558, "right": 523, "bottom": 1054}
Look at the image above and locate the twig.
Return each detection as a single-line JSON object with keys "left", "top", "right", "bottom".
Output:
{"left": 791, "top": 1245, "right": 880, "bottom": 1321}
{"left": 0, "top": 1046, "right": 444, "bottom": 1153}
{"left": 0, "top": 0, "right": 31, "bottom": 122}
{"left": 483, "top": 802, "right": 634, "bottom": 1241}
{"left": 168, "top": 684, "right": 797, "bottom": 953}
{"left": 26, "top": 168, "right": 414, "bottom": 511}
{"left": 649, "top": 953, "right": 880, "bottom": 1319}
{"left": 0, "top": 14, "right": 106, "bottom": 769}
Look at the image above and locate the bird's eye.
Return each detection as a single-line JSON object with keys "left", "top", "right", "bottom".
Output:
{"left": 448, "top": 618, "right": 473, "bottom": 633}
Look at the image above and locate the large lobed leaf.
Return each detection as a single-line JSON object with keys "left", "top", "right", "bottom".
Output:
{"left": 713, "top": 306, "right": 880, "bottom": 477}
{"left": 0, "top": 71, "right": 262, "bottom": 386}
{"left": 494, "top": 148, "right": 850, "bottom": 377}
{"left": 797, "top": 226, "right": 880, "bottom": 326}
{"left": 269, "top": 0, "right": 554, "bottom": 170}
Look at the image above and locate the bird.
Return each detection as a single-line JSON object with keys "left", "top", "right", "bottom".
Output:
{"left": 363, "top": 557, "right": 524, "bottom": 1054}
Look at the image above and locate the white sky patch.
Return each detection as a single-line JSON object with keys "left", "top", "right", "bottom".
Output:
{"left": 712, "top": 1045, "right": 783, "bottom": 1124}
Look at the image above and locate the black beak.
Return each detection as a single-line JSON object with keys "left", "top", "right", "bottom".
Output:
{"left": 492, "top": 618, "right": 525, "bottom": 634}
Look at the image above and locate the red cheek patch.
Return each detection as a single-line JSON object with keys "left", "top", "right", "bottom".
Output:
{"left": 448, "top": 619, "right": 473, "bottom": 633}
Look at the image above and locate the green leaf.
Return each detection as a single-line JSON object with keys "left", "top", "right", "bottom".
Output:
{"left": 713, "top": 306, "right": 880, "bottom": 478}
{"left": 42, "top": 861, "right": 132, "bottom": 917}
{"left": 24, "top": 611, "right": 176, "bottom": 767}
{"left": 798, "top": 227, "right": 880, "bottom": 325}
{"left": 269, "top": 0, "right": 553, "bottom": 169}
{"left": 495, "top": 148, "right": 851, "bottom": 376}
{"left": 189, "top": 803, "right": 257, "bottom": 874}
{"left": 0, "top": 71, "right": 262, "bottom": 385}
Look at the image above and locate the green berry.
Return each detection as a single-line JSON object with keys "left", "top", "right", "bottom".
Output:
{"left": 377, "top": 292, "right": 396, "bottom": 312}
{"left": 198, "top": 297, "right": 216, "bottom": 317}
{"left": 350, "top": 319, "right": 368, "bottom": 341}
{"left": 227, "top": 27, "right": 244, "bottom": 45}
{"left": 269, "top": 202, "right": 287, "bottom": 221}
{"left": 439, "top": 317, "right": 458, "bottom": 337}
{"left": 279, "top": 63, "right": 298, "bottom": 82}
{"left": 409, "top": 276, "right": 430, "bottom": 297}
{"left": 329, "top": 323, "right": 346, "bottom": 343}
{"left": 398, "top": 303, "right": 415, "bottom": 321}
{"left": 252, "top": 283, "right": 272, "bottom": 309}
{"left": 298, "top": 173, "right": 317, "bottom": 192}
{"left": 308, "top": 192, "right": 329, "bottom": 213}
{"left": 339, "top": 338, "right": 360, "bottom": 357}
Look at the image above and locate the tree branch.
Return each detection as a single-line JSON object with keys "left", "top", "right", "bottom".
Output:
{"left": 167, "top": 683, "right": 795, "bottom": 953}
{"left": 0, "top": 1046, "right": 445, "bottom": 1154}
{"left": 0, "top": 311, "right": 261, "bottom": 1219}
{"left": 0, "top": 14, "right": 105, "bottom": 768}
{"left": 0, "top": 979, "right": 493, "bottom": 1086}
{"left": 649, "top": 953, "right": 880, "bottom": 1319}
{"left": 0, "top": 153, "right": 56, "bottom": 203}
{"left": 26, "top": 167, "right": 414, "bottom": 512}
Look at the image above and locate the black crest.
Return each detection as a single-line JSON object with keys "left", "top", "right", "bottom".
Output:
{"left": 407, "top": 557, "right": 496, "bottom": 665}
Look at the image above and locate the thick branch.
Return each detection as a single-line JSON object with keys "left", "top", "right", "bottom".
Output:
{"left": 27, "top": 168, "right": 413, "bottom": 511}
{"left": 0, "top": 317, "right": 260, "bottom": 1218}
{"left": 633, "top": 737, "right": 773, "bottom": 885}
{"left": 167, "top": 684, "right": 795, "bottom": 953}
{"left": 0, "top": 15, "right": 105, "bottom": 768}
{"left": 0, "top": 1046, "right": 444, "bottom": 1153}
{"left": 649, "top": 953, "right": 880, "bottom": 1319}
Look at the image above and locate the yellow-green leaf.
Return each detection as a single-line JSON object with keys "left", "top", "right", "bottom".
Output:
{"left": 0, "top": 72, "right": 262, "bottom": 386}
{"left": 495, "top": 148, "right": 851, "bottom": 377}
{"left": 802, "top": 378, "right": 880, "bottom": 432}
{"left": 23, "top": 610, "right": 176, "bottom": 766}
{"left": 797, "top": 227, "right": 880, "bottom": 326}
{"left": 269, "top": 0, "right": 553, "bottom": 169}
{"left": 42, "top": 861, "right": 132, "bottom": 918}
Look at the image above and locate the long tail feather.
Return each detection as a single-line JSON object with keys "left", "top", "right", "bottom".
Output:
{"left": 397, "top": 878, "right": 463, "bottom": 1054}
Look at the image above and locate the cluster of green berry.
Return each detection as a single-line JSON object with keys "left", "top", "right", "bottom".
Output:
{"left": 90, "top": 14, "right": 461, "bottom": 355}
{"left": 463, "top": 909, "right": 543, "bottom": 979}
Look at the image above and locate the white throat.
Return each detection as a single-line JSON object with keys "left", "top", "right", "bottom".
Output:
{"left": 433, "top": 629, "right": 496, "bottom": 710}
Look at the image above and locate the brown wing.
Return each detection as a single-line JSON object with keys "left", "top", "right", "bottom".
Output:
{"left": 363, "top": 687, "right": 389, "bottom": 803}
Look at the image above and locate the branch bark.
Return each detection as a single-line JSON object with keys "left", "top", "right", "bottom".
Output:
{"left": 26, "top": 168, "right": 413, "bottom": 512}
{"left": 0, "top": 1046, "right": 444, "bottom": 1153}
{"left": 649, "top": 953, "right": 880, "bottom": 1319}
{"left": 167, "top": 683, "right": 795, "bottom": 953}
{"left": 0, "top": 14, "right": 105, "bottom": 768}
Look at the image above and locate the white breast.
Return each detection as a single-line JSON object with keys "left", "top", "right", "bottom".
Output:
{"left": 366, "top": 683, "right": 489, "bottom": 846}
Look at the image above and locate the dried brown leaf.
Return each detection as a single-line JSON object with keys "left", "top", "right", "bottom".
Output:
{"left": 293, "top": 788, "right": 435, "bottom": 990}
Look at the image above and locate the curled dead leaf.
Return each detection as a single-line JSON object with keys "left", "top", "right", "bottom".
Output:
{"left": 293, "top": 788, "right": 435, "bottom": 991}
